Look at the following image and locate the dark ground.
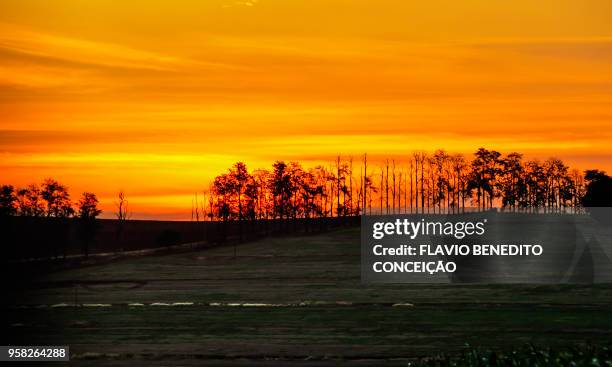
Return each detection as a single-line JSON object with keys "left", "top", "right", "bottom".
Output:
{"left": 6, "top": 228, "right": 612, "bottom": 365}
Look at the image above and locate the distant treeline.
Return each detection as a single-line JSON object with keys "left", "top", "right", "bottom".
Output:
{"left": 196, "top": 148, "right": 612, "bottom": 221}
{"left": 0, "top": 179, "right": 101, "bottom": 219}
{"left": 0, "top": 179, "right": 108, "bottom": 257}
{"left": 1, "top": 147, "right": 611, "bottom": 260}
{"left": 2, "top": 148, "right": 611, "bottom": 224}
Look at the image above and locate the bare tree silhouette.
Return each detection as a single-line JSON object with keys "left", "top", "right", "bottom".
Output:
{"left": 115, "top": 190, "right": 132, "bottom": 249}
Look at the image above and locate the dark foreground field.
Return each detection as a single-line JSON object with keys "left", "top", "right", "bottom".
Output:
{"left": 6, "top": 228, "right": 612, "bottom": 366}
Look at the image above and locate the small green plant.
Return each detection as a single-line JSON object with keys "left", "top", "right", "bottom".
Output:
{"left": 410, "top": 344, "right": 611, "bottom": 367}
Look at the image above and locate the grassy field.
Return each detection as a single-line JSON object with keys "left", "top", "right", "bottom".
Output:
{"left": 7, "top": 227, "right": 612, "bottom": 365}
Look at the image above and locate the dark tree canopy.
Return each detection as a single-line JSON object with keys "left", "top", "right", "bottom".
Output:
{"left": 0, "top": 185, "right": 17, "bottom": 216}
{"left": 41, "top": 178, "right": 74, "bottom": 218}
{"left": 582, "top": 170, "right": 612, "bottom": 207}
{"left": 77, "top": 192, "right": 102, "bottom": 219}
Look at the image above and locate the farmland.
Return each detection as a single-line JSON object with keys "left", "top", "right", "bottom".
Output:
{"left": 6, "top": 227, "right": 612, "bottom": 366}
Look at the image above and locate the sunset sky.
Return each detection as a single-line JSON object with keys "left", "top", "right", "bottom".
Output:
{"left": 1, "top": 0, "right": 612, "bottom": 219}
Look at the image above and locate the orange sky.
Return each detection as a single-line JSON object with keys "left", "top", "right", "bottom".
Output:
{"left": 1, "top": 0, "right": 612, "bottom": 219}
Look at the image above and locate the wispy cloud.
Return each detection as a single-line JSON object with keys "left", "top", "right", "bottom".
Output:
{"left": 0, "top": 23, "right": 182, "bottom": 71}
{"left": 223, "top": 0, "right": 259, "bottom": 8}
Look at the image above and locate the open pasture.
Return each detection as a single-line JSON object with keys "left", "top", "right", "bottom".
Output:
{"left": 7, "top": 227, "right": 612, "bottom": 365}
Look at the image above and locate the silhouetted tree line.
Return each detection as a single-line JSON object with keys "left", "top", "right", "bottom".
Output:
{"left": 0, "top": 179, "right": 100, "bottom": 219}
{"left": 0, "top": 179, "right": 102, "bottom": 257}
{"left": 193, "top": 148, "right": 612, "bottom": 221}
{"left": 2, "top": 148, "right": 611, "bottom": 224}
